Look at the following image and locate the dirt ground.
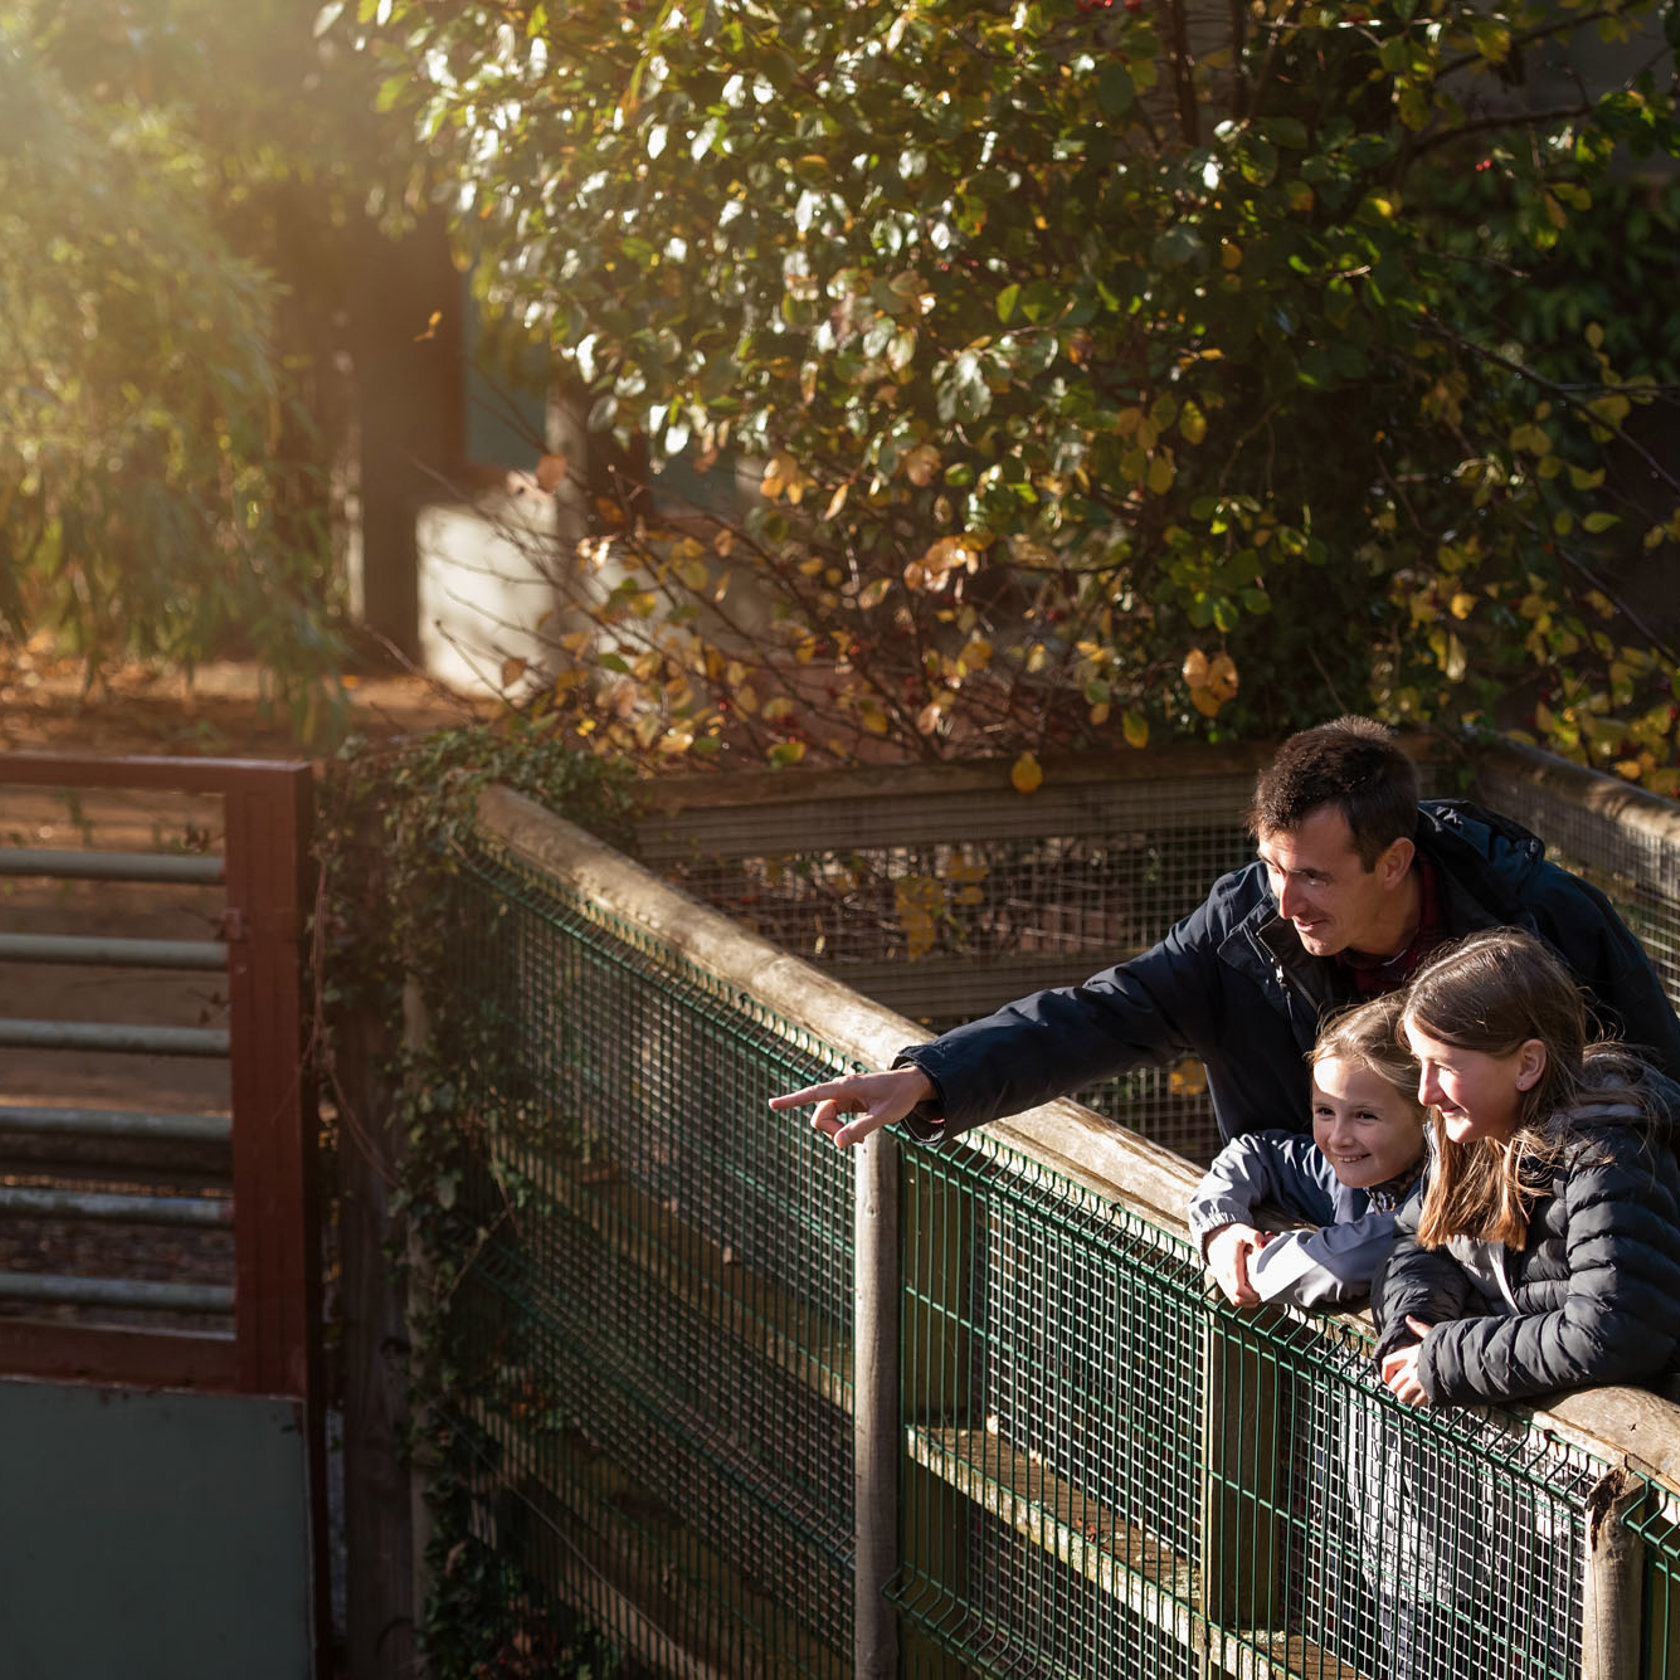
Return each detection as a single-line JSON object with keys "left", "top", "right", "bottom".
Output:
{"left": 0, "top": 645, "right": 480, "bottom": 1325}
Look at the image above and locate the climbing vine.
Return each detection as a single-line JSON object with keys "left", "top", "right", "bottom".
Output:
{"left": 316, "top": 719, "right": 640, "bottom": 1678}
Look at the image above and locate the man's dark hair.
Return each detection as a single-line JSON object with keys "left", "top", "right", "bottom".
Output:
{"left": 1250, "top": 716, "right": 1419, "bottom": 868}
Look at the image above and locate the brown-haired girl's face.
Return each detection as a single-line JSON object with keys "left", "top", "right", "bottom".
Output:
{"left": 1403, "top": 1020, "right": 1545, "bottom": 1145}
{"left": 1310, "top": 1056, "right": 1427, "bottom": 1188}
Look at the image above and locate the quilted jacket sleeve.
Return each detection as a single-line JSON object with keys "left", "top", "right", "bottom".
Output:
{"left": 1187, "top": 1131, "right": 1341, "bottom": 1251}
{"left": 1370, "top": 1191, "right": 1479, "bottom": 1366}
{"left": 1417, "top": 1129, "right": 1680, "bottom": 1405}
{"left": 1188, "top": 1133, "right": 1401, "bottom": 1308}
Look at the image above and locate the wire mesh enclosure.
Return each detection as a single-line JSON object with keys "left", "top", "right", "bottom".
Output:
{"left": 417, "top": 740, "right": 1680, "bottom": 1680}
{"left": 888, "top": 1130, "right": 1604, "bottom": 1680}
{"left": 639, "top": 757, "right": 1289, "bottom": 1164}
{"left": 435, "top": 839, "right": 860, "bottom": 1677}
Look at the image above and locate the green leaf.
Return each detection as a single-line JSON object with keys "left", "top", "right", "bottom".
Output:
{"left": 996, "top": 283, "right": 1021, "bottom": 324}
{"left": 1098, "top": 63, "right": 1135, "bottom": 117}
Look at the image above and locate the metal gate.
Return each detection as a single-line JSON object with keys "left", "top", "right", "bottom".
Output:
{"left": 0, "top": 753, "right": 325, "bottom": 1680}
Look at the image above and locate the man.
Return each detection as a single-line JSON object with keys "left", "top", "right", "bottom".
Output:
{"left": 772, "top": 716, "right": 1680, "bottom": 1155}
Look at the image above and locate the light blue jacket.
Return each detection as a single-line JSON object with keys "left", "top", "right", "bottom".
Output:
{"left": 1188, "top": 1130, "right": 1422, "bottom": 1309}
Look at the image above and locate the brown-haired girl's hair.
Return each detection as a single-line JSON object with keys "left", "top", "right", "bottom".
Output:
{"left": 1403, "top": 928, "right": 1603, "bottom": 1249}
{"left": 1310, "top": 992, "right": 1425, "bottom": 1124}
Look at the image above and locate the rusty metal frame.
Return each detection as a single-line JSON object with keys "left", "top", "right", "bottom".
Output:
{"left": 0, "top": 751, "right": 327, "bottom": 1667}
{"left": 0, "top": 751, "right": 321, "bottom": 1398}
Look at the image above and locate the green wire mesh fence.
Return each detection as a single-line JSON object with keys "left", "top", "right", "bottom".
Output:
{"left": 890, "top": 1131, "right": 1605, "bottom": 1680}
{"left": 434, "top": 837, "right": 860, "bottom": 1677}
{"left": 409, "top": 743, "right": 1680, "bottom": 1680}
{"left": 1628, "top": 1496, "right": 1680, "bottom": 1680}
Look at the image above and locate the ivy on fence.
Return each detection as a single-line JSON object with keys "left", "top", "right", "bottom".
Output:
{"left": 316, "top": 721, "right": 641, "bottom": 1679}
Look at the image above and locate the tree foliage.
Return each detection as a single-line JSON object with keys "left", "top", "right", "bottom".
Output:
{"left": 356, "top": 0, "right": 1680, "bottom": 782}
{"left": 0, "top": 1, "right": 365, "bottom": 739}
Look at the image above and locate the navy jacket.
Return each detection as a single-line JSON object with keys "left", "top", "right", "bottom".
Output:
{"left": 899, "top": 800, "right": 1680, "bottom": 1147}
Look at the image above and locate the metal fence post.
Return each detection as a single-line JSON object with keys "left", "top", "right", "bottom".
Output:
{"left": 1582, "top": 1467, "right": 1644, "bottom": 1680}
{"left": 855, "top": 1126, "right": 901, "bottom": 1680}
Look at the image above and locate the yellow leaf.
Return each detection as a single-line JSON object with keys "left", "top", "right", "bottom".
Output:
{"left": 1190, "top": 687, "right": 1222, "bottom": 717}
{"left": 1182, "top": 647, "right": 1210, "bottom": 688}
{"left": 860, "top": 708, "right": 890, "bottom": 735}
{"left": 1205, "top": 653, "right": 1238, "bottom": 703}
{"left": 1449, "top": 592, "right": 1477, "bottom": 620}
{"left": 824, "top": 481, "right": 850, "bottom": 520}
{"left": 1178, "top": 402, "right": 1207, "bottom": 446}
{"left": 1168, "top": 1059, "right": 1207, "bottom": 1097}
{"left": 1010, "top": 751, "right": 1044, "bottom": 795}
{"left": 1221, "top": 241, "right": 1243, "bottom": 271}
{"left": 1122, "top": 710, "right": 1149, "bottom": 749}
{"left": 1147, "top": 452, "right": 1176, "bottom": 495}
{"left": 904, "top": 443, "right": 942, "bottom": 487}
{"left": 762, "top": 697, "right": 796, "bottom": 722}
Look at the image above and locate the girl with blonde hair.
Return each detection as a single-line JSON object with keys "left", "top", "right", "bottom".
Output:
{"left": 1191, "top": 991, "right": 1428, "bottom": 1309}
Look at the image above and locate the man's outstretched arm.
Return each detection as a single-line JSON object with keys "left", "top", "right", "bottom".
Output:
{"left": 769, "top": 1065, "right": 936, "bottom": 1150}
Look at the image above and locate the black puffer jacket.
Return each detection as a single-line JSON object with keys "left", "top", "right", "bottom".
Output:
{"left": 899, "top": 800, "right": 1680, "bottom": 1146}
{"left": 1371, "top": 1065, "right": 1680, "bottom": 1405}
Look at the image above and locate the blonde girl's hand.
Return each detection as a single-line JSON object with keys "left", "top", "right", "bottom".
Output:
{"left": 1205, "top": 1223, "right": 1269, "bottom": 1307}
{"left": 1379, "top": 1315, "right": 1435, "bottom": 1406}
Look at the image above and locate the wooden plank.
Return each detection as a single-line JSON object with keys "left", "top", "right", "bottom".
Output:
{"left": 642, "top": 746, "right": 1287, "bottom": 816}
{"left": 811, "top": 951, "right": 1145, "bottom": 1022}
{"left": 0, "top": 752, "right": 309, "bottom": 796}
{"left": 0, "top": 1319, "right": 236, "bottom": 1390}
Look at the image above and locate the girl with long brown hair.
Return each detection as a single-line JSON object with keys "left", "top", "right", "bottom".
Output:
{"left": 1374, "top": 926, "right": 1680, "bottom": 1407}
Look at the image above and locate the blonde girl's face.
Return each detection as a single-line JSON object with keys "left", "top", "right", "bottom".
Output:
{"left": 1310, "top": 1056, "right": 1428, "bottom": 1189}
{"left": 1402, "top": 1019, "right": 1544, "bottom": 1145}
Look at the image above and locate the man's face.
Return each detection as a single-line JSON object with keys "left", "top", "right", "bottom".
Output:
{"left": 1256, "top": 805, "right": 1407, "bottom": 957}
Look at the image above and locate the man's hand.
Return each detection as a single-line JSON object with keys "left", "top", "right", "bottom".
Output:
{"left": 1205, "top": 1223, "right": 1268, "bottom": 1307}
{"left": 769, "top": 1065, "right": 936, "bottom": 1149}
{"left": 1379, "top": 1316, "right": 1435, "bottom": 1406}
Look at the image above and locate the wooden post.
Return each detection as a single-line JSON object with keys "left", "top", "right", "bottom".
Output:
{"left": 1198, "top": 1306, "right": 1286, "bottom": 1640}
{"left": 854, "top": 1127, "right": 901, "bottom": 1680}
{"left": 1582, "top": 1467, "right": 1644, "bottom": 1680}
{"left": 336, "top": 1000, "right": 416, "bottom": 1680}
